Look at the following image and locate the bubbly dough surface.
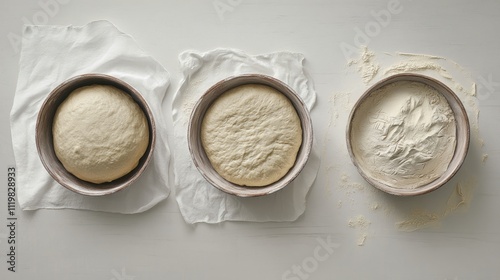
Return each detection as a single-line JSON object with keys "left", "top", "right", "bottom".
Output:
{"left": 53, "top": 84, "right": 149, "bottom": 184}
{"left": 201, "top": 84, "right": 302, "bottom": 187}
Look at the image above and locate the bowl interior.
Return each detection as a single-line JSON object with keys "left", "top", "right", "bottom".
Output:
{"left": 346, "top": 73, "right": 470, "bottom": 196}
{"left": 36, "top": 74, "right": 156, "bottom": 196}
{"left": 188, "top": 74, "right": 313, "bottom": 197}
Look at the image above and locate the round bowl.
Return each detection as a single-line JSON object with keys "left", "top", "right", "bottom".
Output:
{"left": 36, "top": 73, "right": 156, "bottom": 196}
{"left": 346, "top": 73, "right": 470, "bottom": 196}
{"left": 188, "top": 74, "right": 313, "bottom": 197}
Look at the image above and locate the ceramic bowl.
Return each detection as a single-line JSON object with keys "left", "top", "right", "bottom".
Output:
{"left": 346, "top": 73, "right": 470, "bottom": 196}
{"left": 36, "top": 73, "right": 156, "bottom": 196}
{"left": 188, "top": 74, "right": 313, "bottom": 197}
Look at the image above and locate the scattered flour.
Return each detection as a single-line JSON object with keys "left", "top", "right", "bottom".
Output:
{"left": 327, "top": 95, "right": 338, "bottom": 128}
{"left": 339, "top": 173, "right": 365, "bottom": 195}
{"left": 348, "top": 215, "right": 371, "bottom": 246}
{"left": 357, "top": 233, "right": 368, "bottom": 246}
{"left": 395, "top": 52, "right": 445, "bottom": 60}
{"left": 348, "top": 46, "right": 380, "bottom": 84}
{"left": 343, "top": 47, "right": 485, "bottom": 234}
{"left": 397, "top": 177, "right": 476, "bottom": 232}
{"left": 348, "top": 214, "right": 371, "bottom": 229}
{"left": 471, "top": 83, "right": 477, "bottom": 97}
{"left": 396, "top": 209, "right": 441, "bottom": 232}
{"left": 482, "top": 154, "right": 489, "bottom": 163}
{"left": 444, "top": 184, "right": 466, "bottom": 216}
{"left": 350, "top": 80, "right": 457, "bottom": 189}
{"left": 329, "top": 91, "right": 351, "bottom": 128}
{"left": 385, "top": 60, "right": 453, "bottom": 80}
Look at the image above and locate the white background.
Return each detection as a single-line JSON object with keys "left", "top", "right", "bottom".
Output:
{"left": 1, "top": 0, "right": 499, "bottom": 279}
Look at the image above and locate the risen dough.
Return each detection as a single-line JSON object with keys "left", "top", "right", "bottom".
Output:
{"left": 201, "top": 84, "right": 302, "bottom": 187}
{"left": 53, "top": 84, "right": 149, "bottom": 184}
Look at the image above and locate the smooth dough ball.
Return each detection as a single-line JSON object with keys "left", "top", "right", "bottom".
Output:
{"left": 53, "top": 84, "right": 149, "bottom": 184}
{"left": 201, "top": 84, "right": 302, "bottom": 187}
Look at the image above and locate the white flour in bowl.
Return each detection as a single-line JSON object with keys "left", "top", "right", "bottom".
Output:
{"left": 350, "top": 81, "right": 456, "bottom": 189}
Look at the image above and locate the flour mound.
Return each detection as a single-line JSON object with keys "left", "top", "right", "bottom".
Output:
{"left": 351, "top": 81, "right": 456, "bottom": 189}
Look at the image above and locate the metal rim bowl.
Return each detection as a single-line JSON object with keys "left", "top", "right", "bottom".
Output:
{"left": 346, "top": 73, "right": 470, "bottom": 196}
{"left": 35, "top": 73, "right": 156, "bottom": 196}
{"left": 187, "top": 74, "right": 313, "bottom": 197}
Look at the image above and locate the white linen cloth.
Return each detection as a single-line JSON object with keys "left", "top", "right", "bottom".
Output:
{"left": 172, "top": 49, "right": 320, "bottom": 223}
{"left": 10, "top": 20, "right": 171, "bottom": 213}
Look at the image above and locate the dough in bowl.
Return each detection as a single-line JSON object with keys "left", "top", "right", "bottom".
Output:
{"left": 201, "top": 84, "right": 302, "bottom": 187}
{"left": 52, "top": 84, "right": 149, "bottom": 184}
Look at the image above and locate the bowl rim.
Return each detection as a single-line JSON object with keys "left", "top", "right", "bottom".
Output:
{"left": 187, "top": 74, "right": 313, "bottom": 197}
{"left": 346, "top": 73, "right": 470, "bottom": 196}
{"left": 35, "top": 73, "right": 156, "bottom": 196}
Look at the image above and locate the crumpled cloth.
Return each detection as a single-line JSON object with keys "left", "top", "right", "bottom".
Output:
{"left": 172, "top": 49, "right": 320, "bottom": 223}
{"left": 10, "top": 20, "right": 171, "bottom": 213}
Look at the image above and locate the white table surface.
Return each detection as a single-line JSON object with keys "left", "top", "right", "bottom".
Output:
{"left": 1, "top": 0, "right": 499, "bottom": 279}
